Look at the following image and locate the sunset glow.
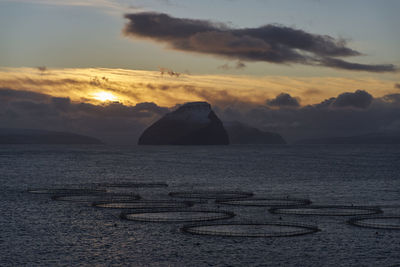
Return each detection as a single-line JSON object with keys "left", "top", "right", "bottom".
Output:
{"left": 0, "top": 67, "right": 397, "bottom": 109}
{"left": 93, "top": 91, "right": 118, "bottom": 102}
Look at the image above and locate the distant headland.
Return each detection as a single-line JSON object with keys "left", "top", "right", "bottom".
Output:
{"left": 0, "top": 128, "right": 103, "bottom": 145}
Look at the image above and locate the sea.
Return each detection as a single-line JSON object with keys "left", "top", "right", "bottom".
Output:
{"left": 1, "top": 144, "right": 400, "bottom": 266}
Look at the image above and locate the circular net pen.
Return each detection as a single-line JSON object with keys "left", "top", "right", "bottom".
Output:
{"left": 169, "top": 191, "right": 253, "bottom": 200}
{"left": 27, "top": 188, "right": 106, "bottom": 195}
{"left": 51, "top": 193, "right": 141, "bottom": 204}
{"left": 120, "top": 209, "right": 235, "bottom": 223}
{"left": 181, "top": 222, "right": 319, "bottom": 238}
{"left": 93, "top": 200, "right": 194, "bottom": 209}
{"left": 348, "top": 216, "right": 400, "bottom": 230}
{"left": 97, "top": 182, "right": 168, "bottom": 188}
{"left": 216, "top": 197, "right": 311, "bottom": 207}
{"left": 269, "top": 205, "right": 382, "bottom": 216}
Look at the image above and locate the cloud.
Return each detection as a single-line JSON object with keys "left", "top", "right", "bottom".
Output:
{"left": 330, "top": 90, "right": 373, "bottom": 109}
{"left": 123, "top": 12, "right": 397, "bottom": 72}
{"left": 395, "top": 83, "right": 400, "bottom": 89}
{"left": 158, "top": 67, "right": 181, "bottom": 77}
{"left": 218, "top": 61, "right": 246, "bottom": 70}
{"left": 0, "top": 87, "right": 50, "bottom": 102}
{"left": 36, "top": 66, "right": 47, "bottom": 73}
{"left": 217, "top": 91, "right": 400, "bottom": 142}
{"left": 2, "top": 86, "right": 400, "bottom": 144}
{"left": 266, "top": 93, "right": 300, "bottom": 107}
{"left": 320, "top": 58, "right": 396, "bottom": 73}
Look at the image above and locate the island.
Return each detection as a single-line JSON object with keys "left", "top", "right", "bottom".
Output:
{"left": 138, "top": 102, "right": 229, "bottom": 145}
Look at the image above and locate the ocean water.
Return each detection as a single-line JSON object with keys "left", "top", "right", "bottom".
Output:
{"left": 1, "top": 145, "right": 400, "bottom": 266}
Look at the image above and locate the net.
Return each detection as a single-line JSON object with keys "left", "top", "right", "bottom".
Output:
{"left": 181, "top": 222, "right": 319, "bottom": 237}
{"left": 93, "top": 200, "right": 194, "bottom": 209}
{"left": 269, "top": 205, "right": 382, "bottom": 216}
{"left": 97, "top": 182, "right": 168, "bottom": 188}
{"left": 169, "top": 191, "right": 253, "bottom": 200}
{"left": 51, "top": 193, "right": 141, "bottom": 203}
{"left": 216, "top": 197, "right": 311, "bottom": 207}
{"left": 348, "top": 216, "right": 400, "bottom": 230}
{"left": 27, "top": 188, "right": 105, "bottom": 195}
{"left": 120, "top": 209, "right": 235, "bottom": 223}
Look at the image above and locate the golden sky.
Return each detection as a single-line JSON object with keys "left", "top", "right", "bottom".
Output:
{"left": 0, "top": 67, "right": 398, "bottom": 108}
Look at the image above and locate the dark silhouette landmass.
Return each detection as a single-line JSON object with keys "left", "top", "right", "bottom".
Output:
{"left": 138, "top": 102, "right": 229, "bottom": 145}
{"left": 0, "top": 128, "right": 103, "bottom": 144}
{"left": 296, "top": 133, "right": 400, "bottom": 144}
{"left": 224, "top": 121, "right": 286, "bottom": 144}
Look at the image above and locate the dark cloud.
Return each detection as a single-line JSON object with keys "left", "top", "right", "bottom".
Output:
{"left": 266, "top": 93, "right": 300, "bottom": 107}
{"left": 312, "top": 90, "right": 373, "bottom": 109}
{"left": 36, "top": 66, "right": 47, "bottom": 73}
{"left": 123, "top": 12, "right": 397, "bottom": 72}
{"left": 218, "top": 61, "right": 246, "bottom": 70}
{"left": 321, "top": 57, "right": 396, "bottom": 73}
{"left": 159, "top": 67, "right": 181, "bottom": 77}
{"left": 236, "top": 61, "right": 246, "bottom": 69}
{"left": 90, "top": 76, "right": 110, "bottom": 86}
{"left": 395, "top": 83, "right": 400, "bottom": 89}
{"left": 331, "top": 90, "right": 373, "bottom": 109}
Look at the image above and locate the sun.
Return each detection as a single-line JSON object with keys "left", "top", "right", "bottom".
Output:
{"left": 93, "top": 91, "right": 118, "bottom": 102}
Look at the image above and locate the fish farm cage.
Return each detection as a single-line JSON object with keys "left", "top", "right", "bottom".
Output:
{"left": 168, "top": 191, "right": 253, "bottom": 200}
{"left": 348, "top": 216, "right": 400, "bottom": 230}
{"left": 120, "top": 209, "right": 235, "bottom": 223}
{"left": 51, "top": 193, "right": 141, "bottom": 203}
{"left": 27, "top": 188, "right": 106, "bottom": 195}
{"left": 96, "top": 182, "right": 168, "bottom": 188}
{"left": 92, "top": 199, "right": 194, "bottom": 209}
{"left": 181, "top": 221, "right": 320, "bottom": 238}
{"left": 269, "top": 205, "right": 382, "bottom": 216}
{"left": 215, "top": 197, "right": 311, "bottom": 207}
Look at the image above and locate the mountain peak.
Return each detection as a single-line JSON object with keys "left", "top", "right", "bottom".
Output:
{"left": 138, "top": 102, "right": 229, "bottom": 145}
{"left": 180, "top": 101, "right": 211, "bottom": 109}
{"left": 165, "top": 101, "right": 212, "bottom": 123}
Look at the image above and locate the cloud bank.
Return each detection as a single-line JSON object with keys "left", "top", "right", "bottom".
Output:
{"left": 1, "top": 86, "right": 400, "bottom": 144}
{"left": 266, "top": 93, "right": 300, "bottom": 108}
{"left": 218, "top": 90, "right": 400, "bottom": 141}
{"left": 123, "top": 12, "right": 397, "bottom": 72}
{"left": 330, "top": 90, "right": 373, "bottom": 109}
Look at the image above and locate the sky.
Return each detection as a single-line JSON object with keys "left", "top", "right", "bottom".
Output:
{"left": 0, "top": 0, "right": 400, "bottom": 144}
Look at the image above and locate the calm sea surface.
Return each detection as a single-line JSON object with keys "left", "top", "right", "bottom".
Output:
{"left": 1, "top": 145, "right": 400, "bottom": 266}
